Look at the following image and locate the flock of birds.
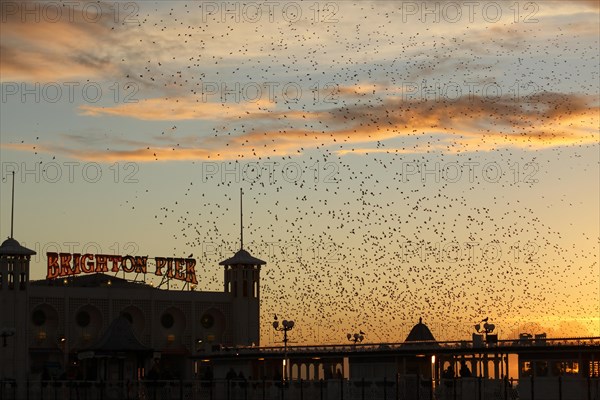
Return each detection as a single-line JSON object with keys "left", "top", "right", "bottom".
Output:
{"left": 140, "top": 2, "right": 597, "bottom": 343}
{"left": 8, "top": 2, "right": 599, "bottom": 343}
{"left": 150, "top": 148, "right": 597, "bottom": 343}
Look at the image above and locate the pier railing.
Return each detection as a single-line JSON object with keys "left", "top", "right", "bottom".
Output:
{"left": 219, "top": 337, "right": 600, "bottom": 355}
{"left": 1, "top": 376, "right": 598, "bottom": 400}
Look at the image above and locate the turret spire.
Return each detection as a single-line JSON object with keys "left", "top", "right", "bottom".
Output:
{"left": 10, "top": 171, "right": 15, "bottom": 238}
{"left": 240, "top": 188, "right": 243, "bottom": 250}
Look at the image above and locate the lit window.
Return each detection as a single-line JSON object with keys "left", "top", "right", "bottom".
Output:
{"left": 554, "top": 361, "right": 580, "bottom": 375}
{"left": 565, "top": 362, "right": 579, "bottom": 375}
{"left": 37, "top": 331, "right": 47, "bottom": 342}
{"left": 521, "top": 361, "right": 533, "bottom": 377}
{"left": 590, "top": 361, "right": 599, "bottom": 377}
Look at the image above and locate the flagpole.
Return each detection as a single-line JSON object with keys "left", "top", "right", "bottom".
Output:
{"left": 240, "top": 188, "right": 243, "bottom": 250}
{"left": 10, "top": 171, "right": 15, "bottom": 238}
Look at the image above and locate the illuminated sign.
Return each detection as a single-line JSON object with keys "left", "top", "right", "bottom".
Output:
{"left": 46, "top": 252, "right": 198, "bottom": 284}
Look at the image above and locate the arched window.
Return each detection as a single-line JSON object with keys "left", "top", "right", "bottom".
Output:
{"left": 19, "top": 271, "right": 26, "bottom": 290}
{"left": 7, "top": 271, "right": 14, "bottom": 290}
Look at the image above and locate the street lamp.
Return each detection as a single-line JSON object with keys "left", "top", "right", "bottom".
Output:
{"left": 474, "top": 319, "right": 498, "bottom": 378}
{"left": 474, "top": 321, "right": 495, "bottom": 336}
{"left": 346, "top": 332, "right": 364, "bottom": 345}
{"left": 475, "top": 319, "right": 498, "bottom": 345}
{"left": 0, "top": 328, "right": 15, "bottom": 347}
{"left": 273, "top": 316, "right": 294, "bottom": 381}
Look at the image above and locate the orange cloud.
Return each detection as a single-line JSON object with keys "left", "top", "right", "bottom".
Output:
{"left": 79, "top": 97, "right": 277, "bottom": 121}
{"left": 0, "top": 0, "right": 125, "bottom": 81}
{"left": 4, "top": 92, "right": 597, "bottom": 161}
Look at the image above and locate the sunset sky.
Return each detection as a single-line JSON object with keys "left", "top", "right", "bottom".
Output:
{"left": 1, "top": 0, "right": 599, "bottom": 345}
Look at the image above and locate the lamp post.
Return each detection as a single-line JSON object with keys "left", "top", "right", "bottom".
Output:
{"left": 59, "top": 335, "right": 68, "bottom": 377}
{"left": 0, "top": 328, "right": 15, "bottom": 381}
{"left": 474, "top": 320, "right": 495, "bottom": 338}
{"left": 273, "top": 317, "right": 294, "bottom": 381}
{"left": 0, "top": 328, "right": 15, "bottom": 347}
{"left": 474, "top": 319, "right": 497, "bottom": 378}
{"left": 346, "top": 332, "right": 364, "bottom": 345}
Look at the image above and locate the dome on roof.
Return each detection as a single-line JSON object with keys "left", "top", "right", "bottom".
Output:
{"left": 219, "top": 249, "right": 266, "bottom": 266}
{"left": 0, "top": 237, "right": 36, "bottom": 256}
{"left": 405, "top": 317, "right": 436, "bottom": 342}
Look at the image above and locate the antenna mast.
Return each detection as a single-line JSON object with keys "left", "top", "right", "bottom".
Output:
{"left": 240, "top": 188, "right": 243, "bottom": 250}
{"left": 10, "top": 171, "right": 15, "bottom": 238}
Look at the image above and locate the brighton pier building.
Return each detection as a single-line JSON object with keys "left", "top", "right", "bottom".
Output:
{"left": 0, "top": 230, "right": 265, "bottom": 396}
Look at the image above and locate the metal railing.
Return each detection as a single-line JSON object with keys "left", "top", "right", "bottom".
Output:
{"left": 0, "top": 376, "right": 598, "bottom": 400}
{"left": 222, "top": 337, "right": 600, "bottom": 355}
